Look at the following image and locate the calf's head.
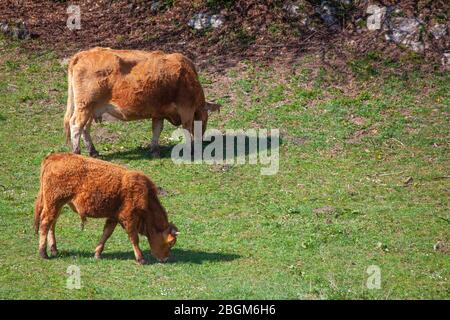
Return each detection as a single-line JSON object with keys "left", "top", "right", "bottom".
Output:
{"left": 148, "top": 223, "right": 179, "bottom": 263}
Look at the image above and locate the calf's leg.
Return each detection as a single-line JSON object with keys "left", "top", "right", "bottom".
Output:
{"left": 127, "top": 229, "right": 145, "bottom": 265}
{"left": 38, "top": 203, "right": 62, "bottom": 259}
{"left": 47, "top": 221, "right": 58, "bottom": 257}
{"left": 94, "top": 219, "right": 117, "bottom": 259}
{"left": 38, "top": 216, "right": 50, "bottom": 259}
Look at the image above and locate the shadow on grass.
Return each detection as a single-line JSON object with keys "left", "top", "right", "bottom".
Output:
{"left": 60, "top": 248, "right": 241, "bottom": 264}
{"left": 102, "top": 133, "right": 282, "bottom": 161}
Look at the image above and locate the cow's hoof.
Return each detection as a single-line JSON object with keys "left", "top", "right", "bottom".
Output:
{"left": 136, "top": 258, "right": 146, "bottom": 265}
{"left": 151, "top": 151, "right": 160, "bottom": 159}
{"left": 50, "top": 247, "right": 58, "bottom": 257}
{"left": 39, "top": 250, "right": 49, "bottom": 260}
{"left": 94, "top": 253, "right": 102, "bottom": 260}
{"left": 150, "top": 146, "right": 160, "bottom": 158}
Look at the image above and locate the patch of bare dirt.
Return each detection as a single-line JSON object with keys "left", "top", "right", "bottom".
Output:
{"left": 0, "top": 0, "right": 447, "bottom": 76}
{"left": 92, "top": 126, "right": 119, "bottom": 143}
{"left": 346, "top": 127, "right": 378, "bottom": 144}
{"left": 348, "top": 115, "right": 367, "bottom": 126}
{"left": 433, "top": 240, "right": 449, "bottom": 254}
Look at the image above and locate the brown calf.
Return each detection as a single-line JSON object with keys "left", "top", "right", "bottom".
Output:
{"left": 34, "top": 152, "right": 178, "bottom": 264}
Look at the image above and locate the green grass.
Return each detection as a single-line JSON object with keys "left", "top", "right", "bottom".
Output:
{"left": 0, "top": 37, "right": 449, "bottom": 299}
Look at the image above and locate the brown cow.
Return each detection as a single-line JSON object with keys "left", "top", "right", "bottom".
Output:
{"left": 34, "top": 152, "right": 178, "bottom": 264}
{"left": 63, "top": 47, "right": 220, "bottom": 157}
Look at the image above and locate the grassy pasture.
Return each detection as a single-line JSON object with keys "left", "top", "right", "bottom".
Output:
{"left": 0, "top": 37, "right": 448, "bottom": 299}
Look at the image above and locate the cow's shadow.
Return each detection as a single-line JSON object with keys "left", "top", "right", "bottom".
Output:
{"left": 60, "top": 248, "right": 241, "bottom": 265}
{"left": 102, "top": 133, "right": 281, "bottom": 161}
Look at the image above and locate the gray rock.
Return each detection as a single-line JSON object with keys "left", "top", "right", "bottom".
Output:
{"left": 385, "top": 17, "right": 424, "bottom": 52}
{"left": 442, "top": 53, "right": 450, "bottom": 70}
{"left": 430, "top": 24, "right": 447, "bottom": 40}
{"left": 283, "top": 2, "right": 300, "bottom": 18}
{"left": 0, "top": 21, "right": 31, "bottom": 40}
{"left": 150, "top": 1, "right": 161, "bottom": 13}
{"left": 337, "top": 0, "right": 353, "bottom": 7}
{"left": 317, "top": 1, "right": 340, "bottom": 32}
{"left": 210, "top": 15, "right": 224, "bottom": 29}
{"left": 188, "top": 13, "right": 224, "bottom": 30}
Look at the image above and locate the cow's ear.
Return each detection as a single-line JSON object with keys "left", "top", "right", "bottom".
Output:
{"left": 169, "top": 223, "right": 179, "bottom": 237}
{"left": 204, "top": 102, "right": 221, "bottom": 113}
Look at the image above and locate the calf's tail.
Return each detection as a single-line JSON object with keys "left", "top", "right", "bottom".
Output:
{"left": 34, "top": 189, "right": 43, "bottom": 234}
{"left": 34, "top": 155, "right": 49, "bottom": 234}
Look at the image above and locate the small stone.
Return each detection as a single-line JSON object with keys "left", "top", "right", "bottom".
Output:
{"left": 433, "top": 240, "right": 448, "bottom": 253}
{"left": 442, "top": 53, "right": 450, "bottom": 71}
{"left": 385, "top": 17, "right": 424, "bottom": 52}
{"left": 318, "top": 1, "right": 340, "bottom": 32}
{"left": 150, "top": 1, "right": 161, "bottom": 13}
{"left": 283, "top": 2, "right": 300, "bottom": 18}
{"left": 0, "top": 21, "right": 31, "bottom": 40}
{"left": 210, "top": 14, "right": 224, "bottom": 28}
{"left": 430, "top": 24, "right": 447, "bottom": 40}
{"left": 188, "top": 13, "right": 224, "bottom": 30}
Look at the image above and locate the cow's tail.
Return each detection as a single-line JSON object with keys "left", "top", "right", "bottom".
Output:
{"left": 34, "top": 157, "right": 47, "bottom": 234}
{"left": 64, "top": 63, "right": 75, "bottom": 145}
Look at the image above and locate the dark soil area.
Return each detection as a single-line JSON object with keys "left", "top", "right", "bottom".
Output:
{"left": 0, "top": 1, "right": 448, "bottom": 73}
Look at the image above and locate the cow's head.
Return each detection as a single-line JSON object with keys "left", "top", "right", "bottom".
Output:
{"left": 196, "top": 102, "right": 222, "bottom": 135}
{"left": 148, "top": 223, "right": 179, "bottom": 263}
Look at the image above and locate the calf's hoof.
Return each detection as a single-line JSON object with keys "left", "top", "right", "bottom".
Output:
{"left": 136, "top": 258, "right": 146, "bottom": 265}
{"left": 94, "top": 253, "right": 102, "bottom": 260}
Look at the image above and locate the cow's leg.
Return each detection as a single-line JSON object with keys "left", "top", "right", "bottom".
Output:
{"left": 94, "top": 219, "right": 117, "bottom": 259}
{"left": 70, "top": 108, "right": 91, "bottom": 154}
{"left": 150, "top": 118, "right": 164, "bottom": 158}
{"left": 82, "top": 118, "right": 99, "bottom": 157}
{"left": 47, "top": 221, "right": 58, "bottom": 257}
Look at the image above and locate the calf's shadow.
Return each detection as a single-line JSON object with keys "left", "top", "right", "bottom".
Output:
{"left": 60, "top": 248, "right": 240, "bottom": 265}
